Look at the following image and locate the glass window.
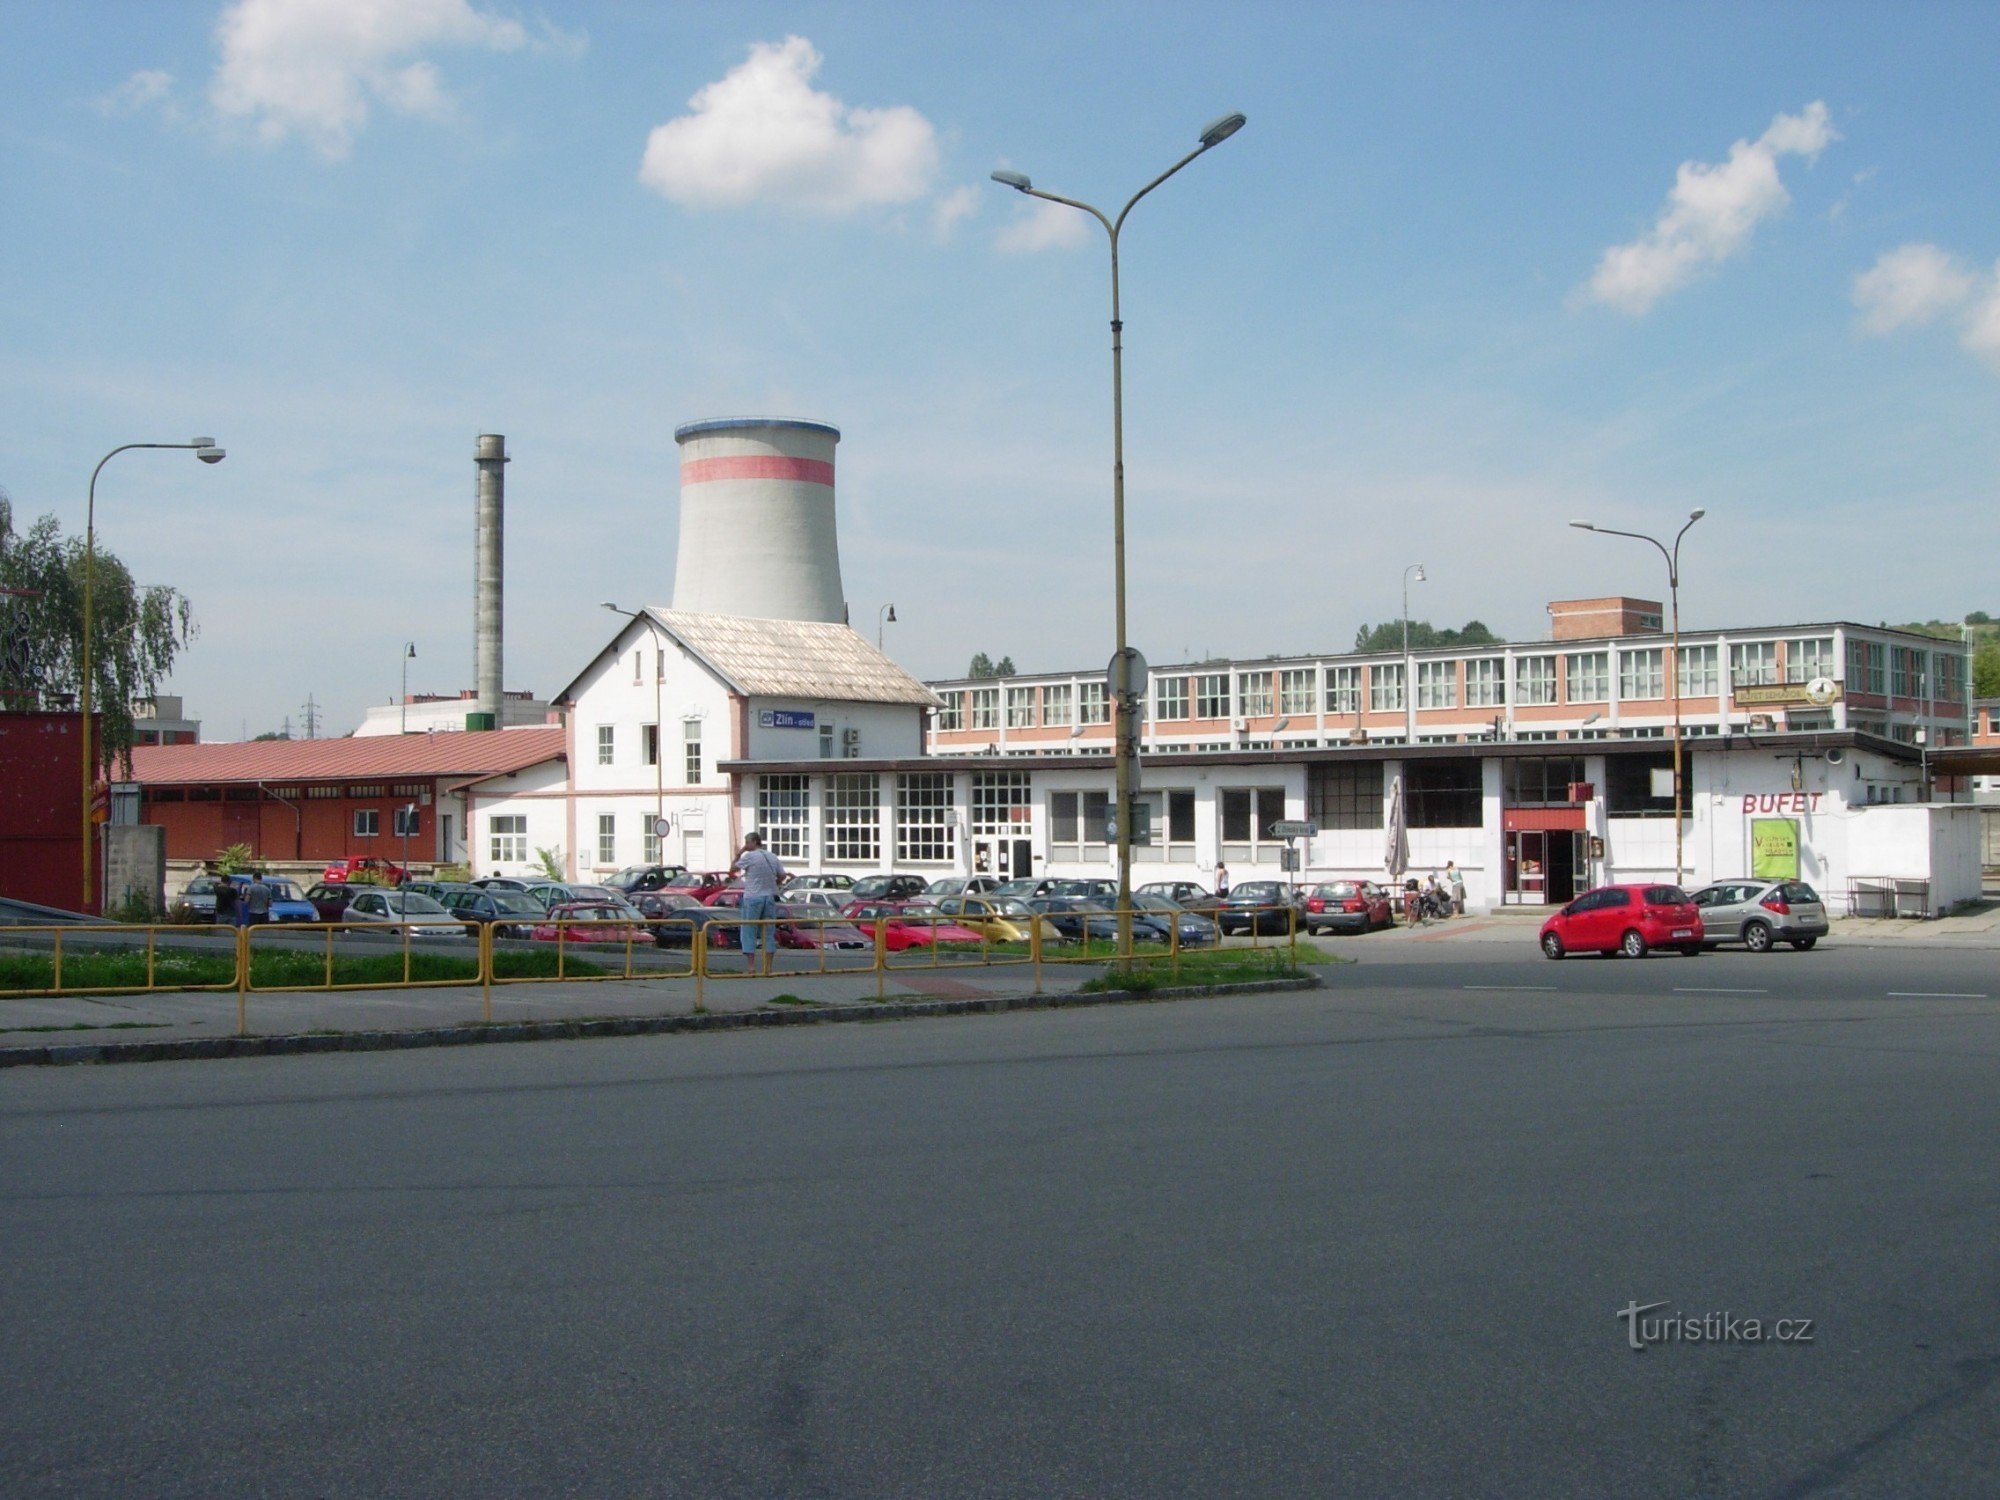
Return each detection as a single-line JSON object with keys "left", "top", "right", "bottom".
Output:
{"left": 1676, "top": 644, "right": 1719, "bottom": 696}
{"left": 1784, "top": 637, "right": 1835, "bottom": 683}
{"left": 1619, "top": 648, "right": 1665, "bottom": 701}
{"left": 1279, "top": 669, "right": 1315, "bottom": 716}
{"left": 1325, "top": 666, "right": 1361, "bottom": 714}
{"left": 489, "top": 814, "right": 526, "bottom": 864}
{"left": 1308, "top": 763, "right": 1383, "bottom": 829}
{"left": 1168, "top": 789, "right": 1195, "bottom": 844}
{"left": 1407, "top": 759, "right": 1482, "bottom": 827}
{"left": 935, "top": 693, "right": 964, "bottom": 732}
{"left": 1516, "top": 656, "right": 1557, "bottom": 706}
{"left": 354, "top": 809, "right": 379, "bottom": 837}
{"left": 1078, "top": 681, "right": 1109, "bottom": 725}
{"left": 1462, "top": 659, "right": 1505, "bottom": 708}
{"left": 1044, "top": 683, "right": 1073, "bottom": 727}
{"left": 1369, "top": 663, "right": 1406, "bottom": 713}
{"left": 1240, "top": 672, "right": 1274, "bottom": 717}
{"left": 969, "top": 772, "right": 1032, "bottom": 835}
{"left": 823, "top": 774, "right": 880, "bottom": 862}
{"left": 393, "top": 805, "right": 420, "bottom": 837}
{"left": 1504, "top": 757, "right": 1585, "bottom": 806}
{"left": 1416, "top": 661, "right": 1457, "bottom": 710}
{"left": 896, "top": 774, "right": 956, "bottom": 863}
{"left": 641, "top": 723, "right": 659, "bottom": 767}
{"left": 1606, "top": 753, "right": 1676, "bottom": 814}
{"left": 597, "top": 814, "right": 616, "bottom": 866}
{"left": 1007, "top": 686, "right": 1035, "bottom": 729}
{"left": 1048, "top": 790, "right": 1110, "bottom": 849}
{"left": 969, "top": 688, "right": 999, "bottom": 731}
{"left": 1154, "top": 676, "right": 1188, "bottom": 721}
{"left": 1566, "top": 652, "right": 1610, "bottom": 702}
{"left": 1219, "top": 787, "right": 1288, "bottom": 857}
{"left": 1730, "top": 642, "right": 1777, "bottom": 687}
{"left": 682, "top": 719, "right": 702, "bottom": 784}
{"left": 758, "top": 775, "right": 810, "bottom": 860}
{"left": 1196, "top": 674, "right": 1231, "bottom": 719}
{"left": 1847, "top": 639, "right": 1886, "bottom": 695}
{"left": 596, "top": 724, "right": 615, "bottom": 766}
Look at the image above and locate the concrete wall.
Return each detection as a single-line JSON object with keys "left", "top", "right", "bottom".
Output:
{"left": 101, "top": 824, "right": 166, "bottom": 917}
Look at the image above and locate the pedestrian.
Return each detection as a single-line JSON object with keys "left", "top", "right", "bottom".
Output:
{"left": 1215, "top": 863, "right": 1230, "bottom": 898}
{"left": 213, "top": 870, "right": 240, "bottom": 928}
{"left": 732, "top": 831, "right": 787, "bottom": 976}
{"left": 244, "top": 870, "right": 273, "bottom": 927}
{"left": 1446, "top": 860, "right": 1466, "bottom": 915}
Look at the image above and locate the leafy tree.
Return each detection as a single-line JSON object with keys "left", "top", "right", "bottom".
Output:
{"left": 1968, "top": 611, "right": 1992, "bottom": 626}
{"left": 534, "top": 845, "right": 566, "bottom": 881}
{"left": 968, "top": 653, "right": 1016, "bottom": 678}
{"left": 0, "top": 489, "right": 197, "bottom": 776}
{"left": 1975, "top": 640, "right": 2000, "bottom": 699}
{"left": 995, "top": 655, "right": 1016, "bottom": 676}
{"left": 1351, "top": 619, "right": 1504, "bottom": 653}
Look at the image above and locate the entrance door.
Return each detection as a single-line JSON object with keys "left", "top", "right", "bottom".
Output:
{"left": 1505, "top": 830, "right": 1547, "bottom": 905}
{"left": 973, "top": 838, "right": 1001, "bottom": 878}
{"left": 1545, "top": 831, "right": 1580, "bottom": 904}
{"left": 1011, "top": 838, "right": 1033, "bottom": 883}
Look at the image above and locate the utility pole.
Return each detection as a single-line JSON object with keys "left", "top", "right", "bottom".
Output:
{"left": 300, "top": 695, "right": 321, "bottom": 740}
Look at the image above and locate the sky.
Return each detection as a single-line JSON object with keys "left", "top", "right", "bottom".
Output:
{"left": 3, "top": 1, "right": 1997, "bottom": 742}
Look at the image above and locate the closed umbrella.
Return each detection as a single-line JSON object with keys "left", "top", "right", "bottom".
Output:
{"left": 1384, "top": 771, "right": 1409, "bottom": 881}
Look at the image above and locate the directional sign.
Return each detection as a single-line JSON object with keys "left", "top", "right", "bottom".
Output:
{"left": 1107, "top": 647, "right": 1149, "bottom": 702}
{"left": 1269, "top": 819, "right": 1318, "bottom": 839}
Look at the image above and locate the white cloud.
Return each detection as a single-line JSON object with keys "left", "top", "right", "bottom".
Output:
{"left": 638, "top": 37, "right": 939, "bottom": 214}
{"left": 1852, "top": 243, "right": 1975, "bottom": 333}
{"left": 209, "top": 0, "right": 527, "bottom": 159}
{"left": 1584, "top": 101, "right": 1837, "bottom": 315}
{"left": 1960, "top": 267, "right": 2000, "bottom": 369}
{"left": 96, "top": 70, "right": 176, "bottom": 117}
{"left": 996, "top": 196, "right": 1090, "bottom": 254}
{"left": 931, "top": 185, "right": 981, "bottom": 242}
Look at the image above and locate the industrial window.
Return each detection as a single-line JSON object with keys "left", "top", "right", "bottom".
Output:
{"left": 1308, "top": 763, "right": 1383, "bottom": 829}
{"left": 596, "top": 724, "right": 615, "bottom": 766}
{"left": 1078, "top": 682, "right": 1109, "bottom": 725}
{"left": 896, "top": 774, "right": 956, "bottom": 863}
{"left": 1278, "top": 669, "right": 1315, "bottom": 717}
{"left": 1007, "top": 687, "right": 1036, "bottom": 729}
{"left": 1730, "top": 642, "right": 1777, "bottom": 688}
{"left": 935, "top": 694, "right": 964, "bottom": 732}
{"left": 1044, "top": 683, "right": 1073, "bottom": 727}
{"left": 1785, "top": 637, "right": 1836, "bottom": 683}
{"left": 1936, "top": 652, "right": 1966, "bottom": 702}
{"left": 1606, "top": 753, "right": 1676, "bottom": 815}
{"left": 489, "top": 814, "right": 526, "bottom": 864}
{"left": 643, "top": 820, "right": 660, "bottom": 862}
{"left": 1676, "top": 644, "right": 1719, "bottom": 696}
{"left": 1154, "top": 675, "right": 1189, "bottom": 721}
{"left": 1890, "top": 647, "right": 1928, "bottom": 699}
{"left": 1324, "top": 665, "right": 1361, "bottom": 715}
{"left": 1240, "top": 672, "right": 1274, "bottom": 717}
{"left": 1566, "top": 652, "right": 1610, "bottom": 702}
{"left": 641, "top": 724, "right": 659, "bottom": 767}
{"left": 1167, "top": 789, "right": 1195, "bottom": 845}
{"left": 1516, "top": 656, "right": 1557, "bottom": 705}
{"left": 1369, "top": 663, "right": 1405, "bottom": 713}
{"left": 1407, "top": 759, "right": 1482, "bottom": 827}
{"left": 1619, "top": 648, "right": 1665, "bottom": 701}
{"left": 1195, "top": 674, "right": 1231, "bottom": 719}
{"left": 823, "top": 774, "right": 880, "bottom": 862}
{"left": 1463, "top": 659, "right": 1505, "bottom": 708}
{"left": 1504, "top": 757, "right": 1585, "bottom": 807}
{"left": 969, "top": 688, "right": 999, "bottom": 731}
{"left": 970, "top": 772, "right": 1032, "bottom": 835}
{"left": 758, "top": 775, "right": 810, "bottom": 860}
{"left": 354, "top": 809, "right": 379, "bottom": 837}
{"left": 393, "top": 806, "right": 420, "bottom": 837}
{"left": 1847, "top": 639, "right": 1885, "bottom": 695}
{"left": 1219, "top": 787, "right": 1287, "bottom": 861}
{"left": 597, "top": 814, "right": 616, "bottom": 866}
{"left": 1415, "top": 661, "right": 1456, "bottom": 710}
{"left": 682, "top": 719, "right": 702, "bottom": 784}
{"left": 1048, "top": 790, "right": 1110, "bottom": 853}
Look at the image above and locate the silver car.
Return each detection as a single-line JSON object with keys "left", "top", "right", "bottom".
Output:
{"left": 1690, "top": 879, "right": 1829, "bottom": 951}
{"left": 340, "top": 887, "right": 467, "bottom": 939}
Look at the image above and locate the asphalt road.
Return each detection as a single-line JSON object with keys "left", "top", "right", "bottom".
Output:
{"left": 3, "top": 944, "right": 1996, "bottom": 1497}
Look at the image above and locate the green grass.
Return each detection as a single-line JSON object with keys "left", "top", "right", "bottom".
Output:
{"left": 1078, "top": 944, "right": 1313, "bottom": 992}
{"left": 0, "top": 943, "right": 606, "bottom": 995}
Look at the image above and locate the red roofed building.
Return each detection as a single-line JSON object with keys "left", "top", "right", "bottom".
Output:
{"left": 129, "top": 727, "right": 565, "bottom": 870}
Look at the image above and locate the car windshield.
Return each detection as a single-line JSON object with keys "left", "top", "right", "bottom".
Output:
{"left": 387, "top": 892, "right": 449, "bottom": 915}
{"left": 1645, "top": 886, "right": 1691, "bottom": 905}
{"left": 265, "top": 880, "right": 303, "bottom": 900}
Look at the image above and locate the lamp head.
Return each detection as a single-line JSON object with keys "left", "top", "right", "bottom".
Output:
{"left": 990, "top": 169, "right": 1032, "bottom": 192}
{"left": 1689, "top": 507, "right": 1706, "bottom": 521}
{"left": 192, "top": 438, "right": 225, "bottom": 464}
{"left": 1413, "top": 564, "right": 1426, "bottom": 584}
{"left": 1569, "top": 520, "right": 1595, "bottom": 531}
{"left": 601, "top": 601, "right": 623, "bottom": 614}
{"left": 886, "top": 605, "right": 897, "bottom": 623}
{"left": 1199, "top": 112, "right": 1247, "bottom": 148}
{"left": 406, "top": 642, "right": 416, "bottom": 659}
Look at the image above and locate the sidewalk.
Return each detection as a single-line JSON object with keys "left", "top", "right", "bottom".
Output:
{"left": 1368, "top": 899, "right": 2000, "bottom": 949}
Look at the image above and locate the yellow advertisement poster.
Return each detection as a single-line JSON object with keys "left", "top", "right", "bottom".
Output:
{"left": 1751, "top": 818, "right": 1799, "bottom": 880}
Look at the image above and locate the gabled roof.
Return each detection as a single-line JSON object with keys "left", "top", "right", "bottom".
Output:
{"left": 129, "top": 726, "right": 566, "bottom": 785}
{"left": 563, "top": 609, "right": 941, "bottom": 708}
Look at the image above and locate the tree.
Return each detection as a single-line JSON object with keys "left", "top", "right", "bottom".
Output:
{"left": 1351, "top": 619, "right": 1504, "bottom": 653}
{"left": 967, "top": 653, "right": 1014, "bottom": 678}
{"left": 1975, "top": 640, "right": 2000, "bottom": 700}
{"left": 0, "top": 489, "right": 197, "bottom": 776}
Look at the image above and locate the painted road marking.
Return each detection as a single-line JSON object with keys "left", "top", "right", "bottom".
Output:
{"left": 1887, "top": 991, "right": 1989, "bottom": 1000}
{"left": 1674, "top": 987, "right": 1770, "bottom": 995}
{"left": 1463, "top": 985, "right": 1558, "bottom": 992}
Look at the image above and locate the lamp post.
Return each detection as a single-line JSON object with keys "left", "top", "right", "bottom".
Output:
{"left": 603, "top": 602, "right": 665, "bottom": 861}
{"left": 991, "top": 110, "right": 1247, "bottom": 957}
{"left": 79, "top": 438, "right": 225, "bottom": 910}
{"left": 1569, "top": 509, "right": 1705, "bottom": 886}
{"left": 1402, "top": 563, "right": 1426, "bottom": 746}
{"left": 878, "top": 603, "right": 897, "bottom": 651}
{"left": 401, "top": 642, "right": 416, "bottom": 733}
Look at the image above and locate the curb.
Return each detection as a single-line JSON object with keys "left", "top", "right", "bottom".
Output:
{"left": 0, "top": 974, "right": 1321, "bottom": 1069}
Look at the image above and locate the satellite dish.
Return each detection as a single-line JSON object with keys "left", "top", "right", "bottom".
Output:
{"left": 1805, "top": 675, "right": 1838, "bottom": 706}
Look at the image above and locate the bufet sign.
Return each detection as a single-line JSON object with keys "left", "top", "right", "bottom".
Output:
{"left": 1741, "top": 792, "right": 1822, "bottom": 814}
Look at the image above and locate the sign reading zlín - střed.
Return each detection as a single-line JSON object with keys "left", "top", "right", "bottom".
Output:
{"left": 759, "top": 710, "right": 816, "bottom": 729}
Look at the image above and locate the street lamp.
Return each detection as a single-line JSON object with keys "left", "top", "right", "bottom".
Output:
{"left": 401, "top": 642, "right": 416, "bottom": 733}
{"left": 79, "top": 438, "right": 225, "bottom": 910}
{"left": 878, "top": 603, "right": 897, "bottom": 651}
{"left": 603, "top": 602, "right": 666, "bottom": 862}
{"left": 991, "top": 110, "right": 1247, "bottom": 957}
{"left": 1569, "top": 509, "right": 1705, "bottom": 885}
{"left": 1402, "top": 563, "right": 1426, "bottom": 745}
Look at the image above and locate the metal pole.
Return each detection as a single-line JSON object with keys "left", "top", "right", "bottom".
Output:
{"left": 1402, "top": 563, "right": 1424, "bottom": 746}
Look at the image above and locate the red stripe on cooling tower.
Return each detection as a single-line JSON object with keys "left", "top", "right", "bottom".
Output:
{"left": 680, "top": 456, "right": 835, "bottom": 487}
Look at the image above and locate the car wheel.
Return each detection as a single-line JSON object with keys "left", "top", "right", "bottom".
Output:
{"left": 1680, "top": 945, "right": 1701, "bottom": 957}
{"left": 1541, "top": 932, "right": 1565, "bottom": 960}
{"left": 1742, "top": 920, "right": 1773, "bottom": 953}
{"left": 1790, "top": 936, "right": 1817, "bottom": 950}
{"left": 1620, "top": 928, "right": 1648, "bottom": 959}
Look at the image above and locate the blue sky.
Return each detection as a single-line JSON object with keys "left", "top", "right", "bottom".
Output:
{"left": 3, "top": 1, "right": 1997, "bottom": 740}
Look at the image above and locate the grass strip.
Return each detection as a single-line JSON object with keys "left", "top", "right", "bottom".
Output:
{"left": 0, "top": 944, "right": 605, "bottom": 995}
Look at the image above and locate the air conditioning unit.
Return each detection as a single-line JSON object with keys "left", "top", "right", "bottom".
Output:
{"left": 841, "top": 727, "right": 860, "bottom": 747}
{"left": 1231, "top": 717, "right": 1248, "bottom": 732}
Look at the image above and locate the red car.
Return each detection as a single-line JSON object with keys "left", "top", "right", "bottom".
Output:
{"left": 660, "top": 871, "right": 735, "bottom": 900}
{"left": 1303, "top": 880, "right": 1394, "bottom": 935}
{"left": 840, "top": 899, "right": 987, "bottom": 952}
{"left": 321, "top": 856, "right": 408, "bottom": 885}
{"left": 1539, "top": 884, "right": 1704, "bottom": 960}
{"left": 705, "top": 890, "right": 870, "bottom": 949}
{"left": 528, "top": 901, "right": 650, "bottom": 946}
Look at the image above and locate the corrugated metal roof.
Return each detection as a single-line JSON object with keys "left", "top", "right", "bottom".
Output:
{"left": 128, "top": 726, "right": 566, "bottom": 785}
{"left": 650, "top": 610, "right": 942, "bottom": 707}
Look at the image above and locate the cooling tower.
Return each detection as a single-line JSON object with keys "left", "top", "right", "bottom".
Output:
{"left": 671, "top": 418, "right": 845, "bottom": 623}
{"left": 473, "top": 434, "right": 507, "bottom": 726}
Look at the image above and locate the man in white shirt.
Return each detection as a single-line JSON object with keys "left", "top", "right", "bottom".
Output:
{"left": 732, "top": 831, "right": 787, "bottom": 975}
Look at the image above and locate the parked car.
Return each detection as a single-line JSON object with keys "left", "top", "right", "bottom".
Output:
{"left": 528, "top": 901, "right": 651, "bottom": 946}
{"left": 181, "top": 873, "right": 318, "bottom": 924}
{"left": 605, "top": 863, "right": 688, "bottom": 894}
{"left": 404, "top": 880, "right": 476, "bottom": 903}
{"left": 924, "top": 875, "right": 1001, "bottom": 897}
{"left": 706, "top": 890, "right": 870, "bottom": 950}
{"left": 663, "top": 870, "right": 735, "bottom": 898}
{"left": 849, "top": 873, "right": 931, "bottom": 901}
{"left": 303, "top": 881, "right": 362, "bottom": 922}
{"left": 338, "top": 887, "right": 466, "bottom": 939}
{"left": 1025, "top": 897, "right": 1169, "bottom": 944}
{"left": 1216, "top": 882, "right": 1304, "bottom": 936}
{"left": 1539, "top": 884, "right": 1704, "bottom": 960}
{"left": 785, "top": 873, "right": 856, "bottom": 895}
{"left": 630, "top": 889, "right": 734, "bottom": 949}
{"left": 471, "top": 876, "right": 534, "bottom": 893}
{"left": 321, "top": 856, "right": 408, "bottom": 885}
{"left": 1690, "top": 879, "right": 1829, "bottom": 951}
{"left": 1304, "top": 880, "right": 1394, "bottom": 935}
{"left": 933, "top": 895, "right": 1063, "bottom": 944}
{"left": 568, "top": 884, "right": 643, "bottom": 912}
{"left": 992, "top": 877, "right": 1064, "bottom": 900}
{"left": 439, "top": 888, "right": 544, "bottom": 939}
{"left": 521, "top": 880, "right": 580, "bottom": 910}
{"left": 840, "top": 900, "right": 987, "bottom": 951}
{"left": 1136, "top": 880, "right": 1225, "bottom": 918}
{"left": 1048, "top": 879, "right": 1118, "bottom": 902}
{"left": 1132, "top": 892, "right": 1219, "bottom": 946}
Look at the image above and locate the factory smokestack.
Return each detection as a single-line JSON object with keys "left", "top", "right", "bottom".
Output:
{"left": 671, "top": 418, "right": 845, "bottom": 622}
{"left": 472, "top": 433, "right": 507, "bottom": 730}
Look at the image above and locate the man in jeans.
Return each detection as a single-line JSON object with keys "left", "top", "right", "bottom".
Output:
{"left": 732, "top": 831, "right": 787, "bottom": 975}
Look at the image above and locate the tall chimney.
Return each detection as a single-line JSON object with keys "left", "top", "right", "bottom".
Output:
{"left": 472, "top": 434, "right": 507, "bottom": 729}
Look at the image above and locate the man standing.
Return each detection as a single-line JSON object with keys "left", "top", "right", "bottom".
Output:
{"left": 244, "top": 870, "right": 274, "bottom": 927}
{"left": 212, "top": 870, "right": 240, "bottom": 928}
{"left": 732, "top": 831, "right": 786, "bottom": 976}
{"left": 1446, "top": 860, "right": 1467, "bottom": 915}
